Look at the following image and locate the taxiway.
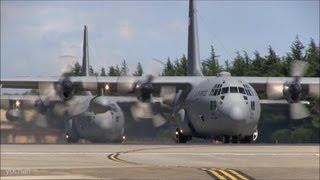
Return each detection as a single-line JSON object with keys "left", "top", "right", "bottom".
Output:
{"left": 1, "top": 144, "right": 319, "bottom": 179}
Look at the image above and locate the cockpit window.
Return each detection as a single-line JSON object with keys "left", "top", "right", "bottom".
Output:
{"left": 245, "top": 89, "right": 252, "bottom": 96}
{"left": 209, "top": 84, "right": 223, "bottom": 96}
{"left": 238, "top": 87, "right": 245, "bottom": 94}
{"left": 217, "top": 88, "right": 221, "bottom": 95}
{"left": 109, "top": 104, "right": 118, "bottom": 112}
{"left": 212, "top": 85, "right": 252, "bottom": 95}
{"left": 222, "top": 87, "right": 229, "bottom": 94}
{"left": 213, "top": 89, "right": 219, "bottom": 96}
{"left": 243, "top": 84, "right": 254, "bottom": 96}
{"left": 230, "top": 87, "right": 238, "bottom": 93}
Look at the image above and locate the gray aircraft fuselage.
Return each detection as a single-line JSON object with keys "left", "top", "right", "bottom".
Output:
{"left": 176, "top": 75, "right": 260, "bottom": 139}
{"left": 44, "top": 95, "right": 125, "bottom": 142}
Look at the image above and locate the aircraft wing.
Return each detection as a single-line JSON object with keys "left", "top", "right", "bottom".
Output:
{"left": 0, "top": 95, "right": 39, "bottom": 109}
{"left": 0, "top": 94, "right": 162, "bottom": 110}
{"left": 1, "top": 76, "right": 197, "bottom": 97}
{"left": 259, "top": 100, "right": 310, "bottom": 104}
{"left": 2, "top": 76, "right": 319, "bottom": 97}
{"left": 236, "top": 76, "right": 320, "bottom": 94}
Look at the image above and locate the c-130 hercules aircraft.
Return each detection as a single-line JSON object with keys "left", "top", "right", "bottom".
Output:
{"left": 1, "top": 26, "right": 136, "bottom": 143}
{"left": 1, "top": 0, "right": 319, "bottom": 143}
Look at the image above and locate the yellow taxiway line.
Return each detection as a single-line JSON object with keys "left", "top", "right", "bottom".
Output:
{"left": 107, "top": 148, "right": 253, "bottom": 180}
{"left": 202, "top": 168, "right": 251, "bottom": 180}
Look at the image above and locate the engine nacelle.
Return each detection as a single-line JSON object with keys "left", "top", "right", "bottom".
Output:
{"left": 283, "top": 80, "right": 302, "bottom": 103}
{"left": 135, "top": 75, "right": 154, "bottom": 102}
{"left": 55, "top": 77, "right": 75, "bottom": 101}
{"left": 5, "top": 109, "right": 22, "bottom": 122}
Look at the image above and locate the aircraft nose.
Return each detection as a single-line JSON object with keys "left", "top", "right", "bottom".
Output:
{"left": 229, "top": 107, "right": 246, "bottom": 121}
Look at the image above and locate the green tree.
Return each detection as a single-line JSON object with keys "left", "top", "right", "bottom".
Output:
{"left": 271, "top": 129, "right": 292, "bottom": 143}
{"left": 305, "top": 39, "right": 320, "bottom": 77}
{"left": 282, "top": 37, "right": 305, "bottom": 76}
{"left": 230, "top": 52, "right": 246, "bottom": 76}
{"left": 290, "top": 36, "right": 305, "bottom": 61}
{"left": 224, "top": 60, "right": 231, "bottom": 72}
{"left": 250, "top": 51, "right": 265, "bottom": 76}
{"left": 162, "top": 57, "right": 175, "bottom": 76}
{"left": 120, "top": 59, "right": 129, "bottom": 76}
{"left": 243, "top": 51, "right": 252, "bottom": 75}
{"left": 202, "top": 45, "right": 220, "bottom": 76}
{"left": 63, "top": 62, "right": 82, "bottom": 76}
{"left": 291, "top": 127, "right": 313, "bottom": 143}
{"left": 174, "top": 55, "right": 188, "bottom": 76}
{"left": 100, "top": 67, "right": 107, "bottom": 76}
{"left": 133, "top": 62, "right": 143, "bottom": 76}
{"left": 108, "top": 66, "right": 121, "bottom": 76}
{"left": 264, "top": 46, "right": 282, "bottom": 76}
{"left": 89, "top": 65, "right": 96, "bottom": 76}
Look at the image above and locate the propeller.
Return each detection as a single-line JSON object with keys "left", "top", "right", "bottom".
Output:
{"left": 266, "top": 60, "right": 313, "bottom": 119}
{"left": 118, "top": 60, "right": 168, "bottom": 127}
{"left": 37, "top": 55, "right": 80, "bottom": 116}
{"left": 128, "top": 76, "right": 168, "bottom": 127}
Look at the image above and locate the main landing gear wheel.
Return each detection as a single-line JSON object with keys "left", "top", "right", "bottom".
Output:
{"left": 175, "top": 128, "right": 191, "bottom": 143}
{"left": 65, "top": 129, "right": 79, "bottom": 143}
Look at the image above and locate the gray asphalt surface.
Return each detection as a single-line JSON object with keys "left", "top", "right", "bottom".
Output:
{"left": 1, "top": 144, "right": 319, "bottom": 179}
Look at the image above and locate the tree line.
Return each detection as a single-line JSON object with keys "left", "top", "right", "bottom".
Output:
{"left": 71, "top": 36, "right": 319, "bottom": 79}
{"left": 70, "top": 60, "right": 143, "bottom": 77}
{"left": 160, "top": 36, "right": 319, "bottom": 77}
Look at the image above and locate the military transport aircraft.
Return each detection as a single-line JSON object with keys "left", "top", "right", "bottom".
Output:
{"left": 1, "top": 0, "right": 319, "bottom": 143}
{"left": 1, "top": 26, "right": 166, "bottom": 143}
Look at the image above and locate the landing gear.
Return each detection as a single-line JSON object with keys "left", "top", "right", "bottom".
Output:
{"left": 214, "top": 135, "right": 231, "bottom": 144}
{"left": 175, "top": 128, "right": 191, "bottom": 143}
{"left": 65, "top": 119, "right": 79, "bottom": 143}
{"left": 65, "top": 129, "right": 79, "bottom": 143}
{"left": 240, "top": 129, "right": 258, "bottom": 143}
{"left": 215, "top": 135, "right": 254, "bottom": 144}
{"left": 253, "top": 129, "right": 258, "bottom": 142}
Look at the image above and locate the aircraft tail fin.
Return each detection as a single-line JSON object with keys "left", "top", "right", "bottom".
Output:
{"left": 82, "top": 25, "right": 90, "bottom": 76}
{"left": 187, "top": 0, "right": 203, "bottom": 76}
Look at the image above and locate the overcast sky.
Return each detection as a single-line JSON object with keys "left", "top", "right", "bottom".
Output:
{"left": 1, "top": 0, "right": 319, "bottom": 77}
